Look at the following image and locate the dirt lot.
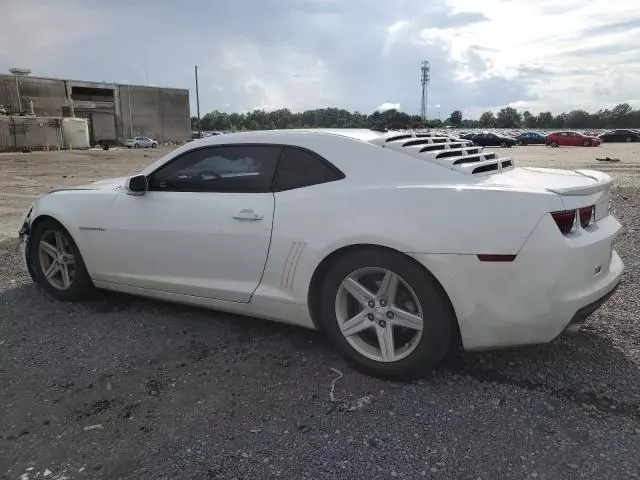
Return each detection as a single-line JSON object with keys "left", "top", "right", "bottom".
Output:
{"left": 1, "top": 143, "right": 640, "bottom": 479}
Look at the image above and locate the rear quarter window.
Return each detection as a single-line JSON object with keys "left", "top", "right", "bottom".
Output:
{"left": 273, "top": 147, "right": 344, "bottom": 191}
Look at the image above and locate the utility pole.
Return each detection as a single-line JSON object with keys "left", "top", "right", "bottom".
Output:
{"left": 194, "top": 65, "right": 201, "bottom": 137}
{"left": 420, "top": 60, "right": 430, "bottom": 122}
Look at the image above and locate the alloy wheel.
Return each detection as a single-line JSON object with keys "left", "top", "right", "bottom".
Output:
{"left": 38, "top": 230, "right": 76, "bottom": 290}
{"left": 335, "top": 267, "right": 424, "bottom": 363}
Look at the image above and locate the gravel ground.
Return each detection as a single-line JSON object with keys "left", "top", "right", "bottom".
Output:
{"left": 1, "top": 146, "right": 639, "bottom": 479}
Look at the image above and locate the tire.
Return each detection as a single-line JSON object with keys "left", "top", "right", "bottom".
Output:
{"left": 583, "top": 140, "right": 591, "bottom": 147}
{"left": 500, "top": 141, "right": 507, "bottom": 148}
{"left": 319, "top": 248, "right": 454, "bottom": 379}
{"left": 27, "top": 219, "right": 94, "bottom": 301}
{"left": 626, "top": 137, "right": 632, "bottom": 142}
{"left": 517, "top": 140, "right": 524, "bottom": 146}
{"left": 134, "top": 143, "right": 140, "bottom": 148}
{"left": 551, "top": 141, "right": 559, "bottom": 148}
{"left": 152, "top": 143, "right": 157, "bottom": 148}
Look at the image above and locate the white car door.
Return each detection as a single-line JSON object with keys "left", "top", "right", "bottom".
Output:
{"left": 93, "top": 144, "right": 280, "bottom": 303}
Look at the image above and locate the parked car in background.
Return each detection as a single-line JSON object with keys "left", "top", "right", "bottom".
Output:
{"left": 124, "top": 137, "right": 158, "bottom": 148}
{"left": 458, "top": 132, "right": 475, "bottom": 141}
{"left": 545, "top": 131, "right": 600, "bottom": 147}
{"left": 471, "top": 132, "right": 517, "bottom": 148}
{"left": 598, "top": 129, "right": 640, "bottom": 143}
{"left": 17, "top": 129, "right": 622, "bottom": 379}
{"left": 516, "top": 131, "right": 547, "bottom": 146}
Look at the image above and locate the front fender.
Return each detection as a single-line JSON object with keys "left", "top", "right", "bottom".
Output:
{"left": 28, "top": 190, "right": 119, "bottom": 274}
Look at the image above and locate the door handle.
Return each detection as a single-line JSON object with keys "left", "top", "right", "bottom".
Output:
{"left": 233, "top": 209, "right": 263, "bottom": 221}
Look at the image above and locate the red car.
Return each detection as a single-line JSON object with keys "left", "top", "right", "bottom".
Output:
{"left": 545, "top": 131, "right": 601, "bottom": 147}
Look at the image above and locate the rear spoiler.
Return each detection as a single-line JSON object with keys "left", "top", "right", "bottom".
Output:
{"left": 546, "top": 169, "right": 613, "bottom": 196}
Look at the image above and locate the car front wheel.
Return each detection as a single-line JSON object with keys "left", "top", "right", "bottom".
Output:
{"left": 583, "top": 140, "right": 591, "bottom": 147}
{"left": 27, "top": 219, "right": 94, "bottom": 301}
{"left": 319, "top": 248, "right": 453, "bottom": 379}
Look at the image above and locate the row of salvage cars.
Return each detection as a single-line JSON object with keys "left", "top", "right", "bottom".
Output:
{"left": 18, "top": 129, "right": 623, "bottom": 379}
{"left": 457, "top": 128, "right": 640, "bottom": 148}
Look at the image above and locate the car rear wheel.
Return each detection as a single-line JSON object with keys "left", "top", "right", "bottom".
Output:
{"left": 27, "top": 219, "right": 94, "bottom": 301}
{"left": 319, "top": 248, "right": 453, "bottom": 379}
{"left": 517, "top": 140, "right": 524, "bottom": 146}
{"left": 583, "top": 140, "right": 591, "bottom": 147}
{"left": 152, "top": 143, "right": 157, "bottom": 148}
{"left": 134, "top": 143, "right": 140, "bottom": 148}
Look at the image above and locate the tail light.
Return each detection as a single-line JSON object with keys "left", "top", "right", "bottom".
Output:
{"left": 579, "top": 206, "right": 594, "bottom": 228}
{"left": 551, "top": 210, "right": 576, "bottom": 235}
{"left": 551, "top": 205, "right": 595, "bottom": 235}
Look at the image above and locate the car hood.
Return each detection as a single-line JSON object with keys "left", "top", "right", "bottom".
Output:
{"left": 54, "top": 176, "right": 129, "bottom": 192}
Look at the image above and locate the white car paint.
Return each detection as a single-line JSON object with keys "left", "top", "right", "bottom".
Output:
{"left": 21, "top": 129, "right": 623, "bottom": 350}
{"left": 124, "top": 136, "right": 157, "bottom": 148}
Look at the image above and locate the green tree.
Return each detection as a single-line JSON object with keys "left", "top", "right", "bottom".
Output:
{"left": 536, "top": 112, "right": 554, "bottom": 128}
{"left": 611, "top": 103, "right": 632, "bottom": 128}
{"left": 522, "top": 111, "right": 536, "bottom": 128}
{"left": 496, "top": 107, "right": 522, "bottom": 128}
{"left": 448, "top": 110, "right": 463, "bottom": 126}
{"left": 478, "top": 111, "right": 496, "bottom": 128}
{"left": 566, "top": 110, "right": 590, "bottom": 128}
{"left": 192, "top": 103, "right": 640, "bottom": 132}
{"left": 551, "top": 113, "right": 568, "bottom": 129}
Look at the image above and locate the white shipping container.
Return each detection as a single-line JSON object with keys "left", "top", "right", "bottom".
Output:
{"left": 61, "top": 117, "right": 90, "bottom": 149}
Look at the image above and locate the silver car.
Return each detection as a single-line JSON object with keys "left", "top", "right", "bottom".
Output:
{"left": 124, "top": 136, "right": 158, "bottom": 148}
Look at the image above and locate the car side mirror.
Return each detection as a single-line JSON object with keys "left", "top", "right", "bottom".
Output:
{"left": 125, "top": 175, "right": 148, "bottom": 195}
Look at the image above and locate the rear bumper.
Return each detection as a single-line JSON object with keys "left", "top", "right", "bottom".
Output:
{"left": 410, "top": 214, "right": 623, "bottom": 350}
{"left": 564, "top": 282, "right": 619, "bottom": 334}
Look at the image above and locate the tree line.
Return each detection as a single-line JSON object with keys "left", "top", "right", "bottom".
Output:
{"left": 191, "top": 103, "right": 640, "bottom": 132}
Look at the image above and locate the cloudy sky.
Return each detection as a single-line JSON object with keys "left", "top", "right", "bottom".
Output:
{"left": 1, "top": 0, "right": 639, "bottom": 118}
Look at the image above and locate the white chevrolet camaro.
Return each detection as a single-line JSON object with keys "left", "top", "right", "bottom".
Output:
{"left": 18, "top": 129, "right": 623, "bottom": 378}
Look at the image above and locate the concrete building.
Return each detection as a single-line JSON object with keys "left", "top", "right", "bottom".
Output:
{"left": 0, "top": 72, "right": 190, "bottom": 145}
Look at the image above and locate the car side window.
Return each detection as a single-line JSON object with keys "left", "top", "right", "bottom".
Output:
{"left": 273, "top": 147, "right": 344, "bottom": 191}
{"left": 148, "top": 145, "right": 281, "bottom": 193}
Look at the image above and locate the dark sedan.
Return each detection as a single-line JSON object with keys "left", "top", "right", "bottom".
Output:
{"left": 471, "top": 132, "right": 517, "bottom": 148}
{"left": 516, "top": 131, "right": 547, "bottom": 145}
{"left": 599, "top": 129, "right": 640, "bottom": 143}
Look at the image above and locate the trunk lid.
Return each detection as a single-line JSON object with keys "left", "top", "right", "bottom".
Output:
{"left": 480, "top": 167, "right": 612, "bottom": 194}
{"left": 480, "top": 167, "right": 613, "bottom": 216}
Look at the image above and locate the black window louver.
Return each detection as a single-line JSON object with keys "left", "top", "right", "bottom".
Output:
{"left": 452, "top": 152, "right": 495, "bottom": 165}
{"left": 436, "top": 150, "right": 462, "bottom": 159}
{"left": 386, "top": 135, "right": 413, "bottom": 142}
{"left": 472, "top": 163, "right": 499, "bottom": 174}
{"left": 418, "top": 144, "right": 445, "bottom": 152}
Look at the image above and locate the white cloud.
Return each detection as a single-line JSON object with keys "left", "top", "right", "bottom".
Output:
{"left": 377, "top": 102, "right": 401, "bottom": 111}
{"left": 1, "top": 0, "right": 639, "bottom": 117}
{"left": 415, "top": 0, "right": 640, "bottom": 112}
{"left": 0, "top": 2, "right": 109, "bottom": 66}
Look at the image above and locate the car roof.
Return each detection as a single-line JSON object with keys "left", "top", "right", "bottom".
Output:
{"left": 141, "top": 128, "right": 514, "bottom": 180}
